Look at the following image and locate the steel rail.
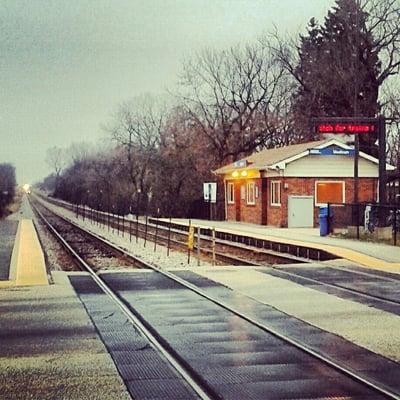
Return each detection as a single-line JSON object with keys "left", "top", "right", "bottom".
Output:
{"left": 321, "top": 264, "right": 400, "bottom": 283}
{"left": 33, "top": 196, "right": 400, "bottom": 399}
{"left": 33, "top": 194, "right": 268, "bottom": 267}
{"left": 34, "top": 196, "right": 255, "bottom": 268}
{"left": 30, "top": 199, "right": 214, "bottom": 400}
{"left": 34, "top": 192, "right": 314, "bottom": 264}
{"left": 268, "top": 266, "right": 400, "bottom": 307}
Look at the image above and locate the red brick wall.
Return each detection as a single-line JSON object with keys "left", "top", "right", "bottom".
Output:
{"left": 269, "top": 177, "right": 377, "bottom": 227}
{"left": 225, "top": 179, "right": 264, "bottom": 224}
{"left": 226, "top": 177, "right": 378, "bottom": 227}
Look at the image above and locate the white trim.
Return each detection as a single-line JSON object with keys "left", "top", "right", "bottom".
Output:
{"left": 246, "top": 181, "right": 256, "bottom": 205}
{"left": 270, "top": 180, "right": 281, "bottom": 206}
{"left": 227, "top": 182, "right": 234, "bottom": 204}
{"left": 315, "top": 180, "right": 345, "bottom": 206}
{"left": 358, "top": 150, "right": 396, "bottom": 170}
{"left": 268, "top": 139, "right": 349, "bottom": 170}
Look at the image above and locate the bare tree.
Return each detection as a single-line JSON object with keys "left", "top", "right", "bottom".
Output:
{"left": 381, "top": 80, "right": 400, "bottom": 167}
{"left": 105, "top": 95, "right": 165, "bottom": 212}
{"left": 45, "top": 146, "right": 65, "bottom": 195}
{"left": 66, "top": 141, "right": 93, "bottom": 165}
{"left": 366, "top": 0, "right": 400, "bottom": 85}
{"left": 178, "top": 41, "right": 292, "bottom": 163}
{"left": 0, "top": 163, "right": 16, "bottom": 217}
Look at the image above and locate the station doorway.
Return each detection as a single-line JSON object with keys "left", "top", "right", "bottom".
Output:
{"left": 288, "top": 196, "right": 314, "bottom": 228}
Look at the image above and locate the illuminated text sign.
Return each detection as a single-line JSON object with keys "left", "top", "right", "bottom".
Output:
{"left": 317, "top": 123, "right": 376, "bottom": 134}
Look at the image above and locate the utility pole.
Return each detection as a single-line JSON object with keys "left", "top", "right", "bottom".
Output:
{"left": 353, "top": 0, "right": 360, "bottom": 205}
{"left": 378, "top": 116, "right": 387, "bottom": 205}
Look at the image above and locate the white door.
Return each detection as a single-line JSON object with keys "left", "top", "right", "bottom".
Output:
{"left": 288, "top": 196, "right": 314, "bottom": 228}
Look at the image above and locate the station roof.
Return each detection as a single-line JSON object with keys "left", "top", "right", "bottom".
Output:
{"left": 214, "top": 138, "right": 395, "bottom": 175}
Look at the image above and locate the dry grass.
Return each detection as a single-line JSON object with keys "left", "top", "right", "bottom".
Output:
{"left": 2, "top": 187, "right": 23, "bottom": 218}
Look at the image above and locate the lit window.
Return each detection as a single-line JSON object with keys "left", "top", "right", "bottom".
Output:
{"left": 270, "top": 181, "right": 281, "bottom": 206}
{"left": 247, "top": 182, "right": 256, "bottom": 205}
{"left": 315, "top": 181, "right": 344, "bottom": 205}
{"left": 240, "top": 185, "right": 245, "bottom": 200}
{"left": 227, "top": 182, "right": 234, "bottom": 204}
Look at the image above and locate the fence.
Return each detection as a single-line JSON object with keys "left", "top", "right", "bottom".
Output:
{"left": 328, "top": 202, "right": 400, "bottom": 245}
{"left": 187, "top": 198, "right": 225, "bottom": 221}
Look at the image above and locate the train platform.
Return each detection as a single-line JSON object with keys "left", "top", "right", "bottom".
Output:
{"left": 0, "top": 195, "right": 48, "bottom": 287}
{"left": 165, "top": 218, "right": 400, "bottom": 271}
{"left": 0, "top": 271, "right": 131, "bottom": 399}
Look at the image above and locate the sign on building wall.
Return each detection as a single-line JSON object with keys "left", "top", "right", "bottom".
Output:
{"left": 309, "top": 147, "right": 355, "bottom": 156}
{"left": 203, "top": 182, "right": 217, "bottom": 203}
{"left": 233, "top": 160, "right": 247, "bottom": 168}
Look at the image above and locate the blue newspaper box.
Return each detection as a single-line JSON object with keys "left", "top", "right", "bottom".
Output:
{"left": 319, "top": 206, "right": 329, "bottom": 236}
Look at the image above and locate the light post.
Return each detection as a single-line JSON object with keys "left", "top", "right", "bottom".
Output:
{"left": 99, "top": 189, "right": 103, "bottom": 228}
{"left": 136, "top": 189, "right": 141, "bottom": 243}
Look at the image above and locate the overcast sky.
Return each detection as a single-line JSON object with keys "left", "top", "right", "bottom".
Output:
{"left": 0, "top": 0, "right": 335, "bottom": 184}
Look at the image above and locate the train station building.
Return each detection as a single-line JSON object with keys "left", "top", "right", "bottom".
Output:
{"left": 214, "top": 138, "right": 395, "bottom": 228}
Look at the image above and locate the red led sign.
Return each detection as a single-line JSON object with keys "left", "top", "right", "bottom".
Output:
{"left": 317, "top": 123, "right": 376, "bottom": 134}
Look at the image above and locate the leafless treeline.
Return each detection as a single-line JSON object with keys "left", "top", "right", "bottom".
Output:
{"left": 0, "top": 163, "right": 16, "bottom": 217}
{"left": 42, "top": 38, "right": 298, "bottom": 216}
{"left": 40, "top": 0, "right": 400, "bottom": 217}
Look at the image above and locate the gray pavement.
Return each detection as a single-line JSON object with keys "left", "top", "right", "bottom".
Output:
{"left": 169, "top": 218, "right": 400, "bottom": 263}
{"left": 0, "top": 220, "right": 18, "bottom": 280}
{"left": 0, "top": 271, "right": 131, "bottom": 400}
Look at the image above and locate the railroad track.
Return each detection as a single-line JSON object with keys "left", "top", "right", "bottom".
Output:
{"left": 39, "top": 193, "right": 400, "bottom": 311}
{"left": 33, "top": 192, "right": 313, "bottom": 266}
{"left": 30, "top": 196, "right": 400, "bottom": 399}
{"left": 262, "top": 263, "right": 400, "bottom": 313}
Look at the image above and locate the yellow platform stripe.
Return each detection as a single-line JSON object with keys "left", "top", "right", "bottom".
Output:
{"left": 7, "top": 219, "right": 48, "bottom": 286}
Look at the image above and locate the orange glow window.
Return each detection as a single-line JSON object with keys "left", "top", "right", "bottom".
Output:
{"left": 315, "top": 182, "right": 344, "bottom": 205}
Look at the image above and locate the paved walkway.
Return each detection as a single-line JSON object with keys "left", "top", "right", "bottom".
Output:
{"left": 166, "top": 219, "right": 400, "bottom": 269}
{"left": 0, "top": 195, "right": 48, "bottom": 287}
{"left": 0, "top": 194, "right": 35, "bottom": 281}
{"left": 0, "top": 271, "right": 131, "bottom": 400}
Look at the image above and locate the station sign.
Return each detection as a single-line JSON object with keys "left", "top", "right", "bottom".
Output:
{"left": 309, "top": 147, "right": 355, "bottom": 156}
{"left": 233, "top": 159, "right": 247, "bottom": 168}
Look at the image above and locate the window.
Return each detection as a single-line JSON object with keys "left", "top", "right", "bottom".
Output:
{"left": 270, "top": 181, "right": 281, "bottom": 206}
{"left": 246, "top": 182, "right": 256, "bottom": 205}
{"left": 227, "top": 182, "right": 234, "bottom": 204}
{"left": 315, "top": 181, "right": 345, "bottom": 205}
